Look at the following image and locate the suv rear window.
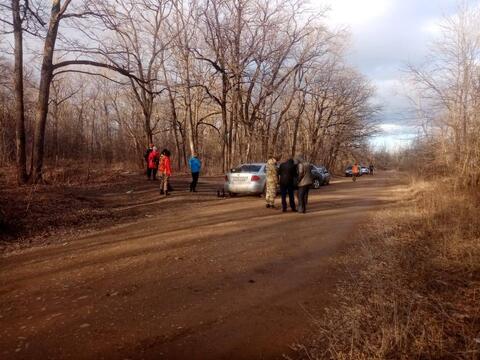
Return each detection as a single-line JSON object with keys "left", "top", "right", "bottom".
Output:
{"left": 232, "top": 165, "right": 262, "bottom": 173}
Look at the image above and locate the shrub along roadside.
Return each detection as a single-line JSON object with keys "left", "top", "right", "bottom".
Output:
{"left": 296, "top": 178, "right": 480, "bottom": 359}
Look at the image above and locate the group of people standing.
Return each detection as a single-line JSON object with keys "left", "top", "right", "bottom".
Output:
{"left": 265, "top": 155, "right": 314, "bottom": 214}
{"left": 144, "top": 144, "right": 202, "bottom": 194}
{"left": 144, "top": 144, "right": 313, "bottom": 212}
{"left": 144, "top": 145, "right": 172, "bottom": 195}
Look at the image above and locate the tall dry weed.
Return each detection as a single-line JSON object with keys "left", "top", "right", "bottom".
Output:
{"left": 298, "top": 178, "right": 480, "bottom": 359}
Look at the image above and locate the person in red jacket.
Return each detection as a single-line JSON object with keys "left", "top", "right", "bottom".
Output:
{"left": 159, "top": 149, "right": 172, "bottom": 195}
{"left": 147, "top": 146, "right": 160, "bottom": 180}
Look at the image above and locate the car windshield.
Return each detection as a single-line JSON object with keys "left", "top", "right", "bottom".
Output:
{"left": 232, "top": 165, "right": 262, "bottom": 173}
{"left": 346, "top": 166, "right": 352, "bottom": 170}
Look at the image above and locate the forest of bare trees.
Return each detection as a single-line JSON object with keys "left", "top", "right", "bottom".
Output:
{"left": 405, "top": 3, "right": 480, "bottom": 189}
{"left": 0, "top": 0, "right": 377, "bottom": 184}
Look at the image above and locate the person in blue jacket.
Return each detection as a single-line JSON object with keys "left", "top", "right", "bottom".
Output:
{"left": 188, "top": 153, "right": 202, "bottom": 192}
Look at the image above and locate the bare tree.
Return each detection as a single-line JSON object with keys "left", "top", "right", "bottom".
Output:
{"left": 408, "top": 3, "right": 480, "bottom": 186}
{"left": 3, "top": 1, "right": 45, "bottom": 183}
{"left": 11, "top": 0, "right": 28, "bottom": 183}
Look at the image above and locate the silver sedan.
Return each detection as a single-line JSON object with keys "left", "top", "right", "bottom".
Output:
{"left": 224, "top": 163, "right": 267, "bottom": 195}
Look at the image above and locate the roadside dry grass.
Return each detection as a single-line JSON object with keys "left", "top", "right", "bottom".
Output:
{"left": 0, "top": 165, "right": 136, "bottom": 249}
{"left": 0, "top": 165, "right": 222, "bottom": 252}
{"left": 295, "top": 178, "right": 480, "bottom": 359}
{"left": 0, "top": 164, "right": 158, "bottom": 248}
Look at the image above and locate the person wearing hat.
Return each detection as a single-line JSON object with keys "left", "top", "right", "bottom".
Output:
{"left": 265, "top": 153, "right": 279, "bottom": 208}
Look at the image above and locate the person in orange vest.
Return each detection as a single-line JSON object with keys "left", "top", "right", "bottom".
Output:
{"left": 352, "top": 162, "right": 360, "bottom": 180}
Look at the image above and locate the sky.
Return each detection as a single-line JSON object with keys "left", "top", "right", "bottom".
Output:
{"left": 317, "top": 0, "right": 469, "bottom": 151}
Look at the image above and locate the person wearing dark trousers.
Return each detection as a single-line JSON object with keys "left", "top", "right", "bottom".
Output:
{"left": 278, "top": 158, "right": 297, "bottom": 212}
{"left": 188, "top": 153, "right": 201, "bottom": 192}
{"left": 144, "top": 143, "right": 154, "bottom": 179}
{"left": 295, "top": 155, "right": 313, "bottom": 214}
{"left": 147, "top": 146, "right": 159, "bottom": 180}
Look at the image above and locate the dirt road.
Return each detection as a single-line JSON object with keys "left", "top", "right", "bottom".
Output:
{"left": 0, "top": 173, "right": 404, "bottom": 359}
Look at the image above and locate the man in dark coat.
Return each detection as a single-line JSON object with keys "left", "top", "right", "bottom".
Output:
{"left": 144, "top": 143, "right": 154, "bottom": 179}
{"left": 278, "top": 158, "right": 297, "bottom": 212}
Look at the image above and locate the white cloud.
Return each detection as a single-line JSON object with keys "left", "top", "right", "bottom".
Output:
{"left": 321, "top": 0, "right": 393, "bottom": 27}
{"left": 420, "top": 18, "right": 442, "bottom": 36}
{"left": 377, "top": 123, "right": 420, "bottom": 140}
{"left": 370, "top": 134, "right": 414, "bottom": 151}
{"left": 373, "top": 78, "right": 403, "bottom": 94}
{"left": 379, "top": 123, "right": 402, "bottom": 133}
{"left": 372, "top": 122, "right": 421, "bottom": 151}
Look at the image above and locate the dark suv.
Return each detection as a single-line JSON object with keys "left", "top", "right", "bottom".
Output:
{"left": 345, "top": 165, "right": 353, "bottom": 177}
{"left": 312, "top": 165, "right": 331, "bottom": 188}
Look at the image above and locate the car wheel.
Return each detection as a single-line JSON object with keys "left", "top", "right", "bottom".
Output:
{"left": 229, "top": 192, "right": 237, "bottom": 197}
{"left": 313, "top": 179, "right": 321, "bottom": 189}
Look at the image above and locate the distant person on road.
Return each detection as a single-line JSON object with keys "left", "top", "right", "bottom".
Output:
{"left": 265, "top": 154, "right": 278, "bottom": 208}
{"left": 369, "top": 164, "right": 374, "bottom": 175}
{"left": 147, "top": 146, "right": 160, "bottom": 180}
{"left": 295, "top": 155, "right": 314, "bottom": 214}
{"left": 159, "top": 149, "right": 172, "bottom": 195}
{"left": 144, "top": 143, "right": 154, "bottom": 179}
{"left": 352, "top": 162, "right": 360, "bottom": 181}
{"left": 189, "top": 153, "right": 202, "bottom": 192}
{"left": 279, "top": 158, "right": 297, "bottom": 213}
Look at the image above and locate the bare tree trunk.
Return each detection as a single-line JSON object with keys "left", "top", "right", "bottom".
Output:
{"left": 144, "top": 109, "right": 153, "bottom": 145}
{"left": 53, "top": 104, "right": 59, "bottom": 168}
{"left": 221, "top": 100, "right": 228, "bottom": 172}
{"left": 181, "top": 48, "right": 197, "bottom": 157}
{"left": 31, "top": 1, "right": 63, "bottom": 183}
{"left": 12, "top": 0, "right": 28, "bottom": 184}
{"left": 181, "top": 126, "right": 188, "bottom": 167}
{"left": 172, "top": 121, "right": 182, "bottom": 169}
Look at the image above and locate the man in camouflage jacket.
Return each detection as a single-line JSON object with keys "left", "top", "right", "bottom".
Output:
{"left": 265, "top": 155, "right": 278, "bottom": 208}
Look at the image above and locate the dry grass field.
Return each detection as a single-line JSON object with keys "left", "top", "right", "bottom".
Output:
{"left": 296, "top": 178, "right": 480, "bottom": 359}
